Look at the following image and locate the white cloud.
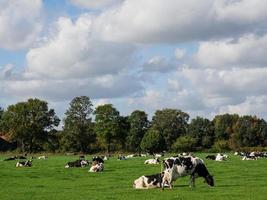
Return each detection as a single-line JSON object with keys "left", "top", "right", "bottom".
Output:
{"left": 219, "top": 96, "right": 267, "bottom": 119}
{"left": 182, "top": 67, "right": 267, "bottom": 108}
{"left": 1, "top": 73, "right": 142, "bottom": 101}
{"left": 26, "top": 16, "right": 135, "bottom": 79}
{"left": 0, "top": 14, "right": 142, "bottom": 102}
{"left": 127, "top": 86, "right": 206, "bottom": 116}
{"left": 0, "top": 0, "right": 42, "bottom": 50}
{"left": 196, "top": 34, "right": 267, "bottom": 68}
{"left": 69, "top": 0, "right": 123, "bottom": 9}
{"left": 94, "top": 0, "right": 267, "bottom": 44}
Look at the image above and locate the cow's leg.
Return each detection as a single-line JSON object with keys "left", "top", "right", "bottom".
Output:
{"left": 189, "top": 175, "right": 196, "bottom": 188}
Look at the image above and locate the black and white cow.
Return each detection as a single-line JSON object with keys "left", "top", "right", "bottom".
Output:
{"left": 92, "top": 156, "right": 104, "bottom": 163}
{"left": 205, "top": 155, "right": 216, "bottom": 160}
{"left": 16, "top": 160, "right": 32, "bottom": 167}
{"left": 144, "top": 158, "right": 160, "bottom": 164}
{"left": 65, "top": 159, "right": 89, "bottom": 168}
{"left": 162, "top": 156, "right": 214, "bottom": 189}
{"left": 88, "top": 161, "right": 104, "bottom": 172}
{"left": 133, "top": 172, "right": 169, "bottom": 189}
{"left": 242, "top": 155, "right": 257, "bottom": 160}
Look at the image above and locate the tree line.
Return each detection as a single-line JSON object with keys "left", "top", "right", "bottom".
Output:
{"left": 0, "top": 96, "right": 266, "bottom": 153}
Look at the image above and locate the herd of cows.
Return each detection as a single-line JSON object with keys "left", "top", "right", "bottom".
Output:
{"left": 2, "top": 150, "right": 267, "bottom": 190}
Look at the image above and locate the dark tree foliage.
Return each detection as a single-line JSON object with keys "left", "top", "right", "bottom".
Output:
{"left": 231, "top": 116, "right": 267, "bottom": 149}
{"left": 140, "top": 127, "right": 165, "bottom": 153}
{"left": 94, "top": 104, "right": 121, "bottom": 153}
{"left": 213, "top": 114, "right": 239, "bottom": 141}
{"left": 61, "top": 96, "right": 95, "bottom": 153}
{"left": 116, "top": 116, "right": 130, "bottom": 151}
{"left": 151, "top": 109, "right": 189, "bottom": 150}
{"left": 172, "top": 135, "right": 197, "bottom": 152}
{"left": 1, "top": 98, "right": 60, "bottom": 152}
{"left": 126, "top": 110, "right": 150, "bottom": 152}
{"left": 187, "top": 117, "right": 215, "bottom": 149}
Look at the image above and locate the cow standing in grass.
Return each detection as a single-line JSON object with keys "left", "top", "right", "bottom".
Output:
{"left": 162, "top": 156, "right": 214, "bottom": 189}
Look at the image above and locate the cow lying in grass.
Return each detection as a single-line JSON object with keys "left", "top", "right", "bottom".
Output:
{"left": 133, "top": 173, "right": 170, "bottom": 189}
{"left": 162, "top": 156, "right": 214, "bottom": 189}
{"left": 38, "top": 156, "right": 47, "bottom": 160}
{"left": 65, "top": 160, "right": 90, "bottom": 168}
{"left": 16, "top": 160, "right": 32, "bottom": 167}
{"left": 89, "top": 161, "right": 104, "bottom": 172}
{"left": 144, "top": 158, "right": 160, "bottom": 164}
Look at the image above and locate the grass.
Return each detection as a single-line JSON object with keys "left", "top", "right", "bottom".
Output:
{"left": 0, "top": 153, "right": 267, "bottom": 200}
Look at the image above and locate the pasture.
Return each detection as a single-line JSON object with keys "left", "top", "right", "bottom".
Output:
{"left": 0, "top": 153, "right": 267, "bottom": 200}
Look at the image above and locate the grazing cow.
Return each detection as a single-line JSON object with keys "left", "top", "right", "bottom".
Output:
{"left": 162, "top": 156, "right": 214, "bottom": 189}
{"left": 205, "top": 155, "right": 216, "bottom": 160}
{"left": 133, "top": 173, "right": 169, "bottom": 189}
{"left": 16, "top": 160, "right": 32, "bottom": 167}
{"left": 144, "top": 158, "right": 160, "bottom": 164}
{"left": 89, "top": 162, "right": 104, "bottom": 172}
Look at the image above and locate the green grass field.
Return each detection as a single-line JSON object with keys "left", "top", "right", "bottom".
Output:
{"left": 0, "top": 153, "right": 267, "bottom": 200}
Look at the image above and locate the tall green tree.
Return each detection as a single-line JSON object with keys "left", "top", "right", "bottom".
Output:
{"left": 117, "top": 116, "right": 130, "bottom": 151}
{"left": 140, "top": 127, "right": 165, "bottom": 153}
{"left": 213, "top": 114, "right": 239, "bottom": 141}
{"left": 61, "top": 96, "right": 95, "bottom": 153}
{"left": 187, "top": 117, "right": 215, "bottom": 149}
{"left": 151, "top": 109, "right": 189, "bottom": 150}
{"left": 231, "top": 115, "right": 267, "bottom": 149}
{"left": 126, "top": 110, "right": 150, "bottom": 152}
{"left": 1, "top": 98, "right": 60, "bottom": 152}
{"left": 94, "top": 104, "right": 120, "bottom": 153}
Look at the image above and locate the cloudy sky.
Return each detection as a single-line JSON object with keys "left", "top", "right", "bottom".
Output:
{"left": 1, "top": 0, "right": 267, "bottom": 124}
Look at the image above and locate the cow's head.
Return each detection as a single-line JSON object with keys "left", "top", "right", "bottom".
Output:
{"left": 205, "top": 175, "right": 214, "bottom": 187}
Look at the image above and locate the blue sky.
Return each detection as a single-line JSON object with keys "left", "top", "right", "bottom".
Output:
{"left": 1, "top": 0, "right": 267, "bottom": 125}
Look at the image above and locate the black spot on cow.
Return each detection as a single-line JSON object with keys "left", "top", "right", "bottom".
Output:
{"left": 164, "top": 159, "right": 174, "bottom": 168}
{"left": 205, "top": 155, "right": 216, "bottom": 160}
{"left": 92, "top": 156, "right": 104, "bottom": 163}
{"left": 146, "top": 173, "right": 163, "bottom": 186}
{"left": 180, "top": 157, "right": 194, "bottom": 170}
